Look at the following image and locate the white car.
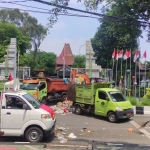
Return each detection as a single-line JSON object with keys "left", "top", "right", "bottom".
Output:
{"left": 0, "top": 90, "right": 56, "bottom": 142}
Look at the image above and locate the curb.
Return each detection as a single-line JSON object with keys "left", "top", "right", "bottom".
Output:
{"left": 132, "top": 106, "right": 150, "bottom": 115}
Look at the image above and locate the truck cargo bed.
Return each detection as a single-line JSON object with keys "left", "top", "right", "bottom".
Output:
{"left": 67, "top": 83, "right": 111, "bottom": 104}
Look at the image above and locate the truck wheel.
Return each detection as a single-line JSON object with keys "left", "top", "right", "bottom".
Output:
{"left": 61, "top": 95, "right": 66, "bottom": 101}
{"left": 75, "top": 106, "right": 82, "bottom": 115}
{"left": 107, "top": 112, "right": 117, "bottom": 123}
{"left": 25, "top": 127, "right": 43, "bottom": 142}
{"left": 41, "top": 97, "right": 47, "bottom": 104}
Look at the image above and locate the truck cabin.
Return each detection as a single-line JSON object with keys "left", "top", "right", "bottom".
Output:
{"left": 21, "top": 79, "right": 40, "bottom": 90}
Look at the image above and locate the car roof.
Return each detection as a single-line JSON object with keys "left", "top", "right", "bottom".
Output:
{"left": 1, "top": 90, "right": 27, "bottom": 96}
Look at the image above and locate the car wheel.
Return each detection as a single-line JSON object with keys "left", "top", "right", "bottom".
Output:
{"left": 75, "top": 106, "right": 82, "bottom": 115}
{"left": 107, "top": 112, "right": 117, "bottom": 123}
{"left": 25, "top": 127, "right": 43, "bottom": 143}
{"left": 41, "top": 97, "right": 47, "bottom": 104}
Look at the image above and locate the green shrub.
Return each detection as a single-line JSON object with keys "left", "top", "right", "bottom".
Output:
{"left": 127, "top": 97, "right": 137, "bottom": 106}
{"left": 141, "top": 99, "right": 150, "bottom": 106}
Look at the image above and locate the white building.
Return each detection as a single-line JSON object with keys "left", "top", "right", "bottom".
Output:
{"left": 85, "top": 41, "right": 102, "bottom": 78}
{"left": 0, "top": 38, "right": 17, "bottom": 80}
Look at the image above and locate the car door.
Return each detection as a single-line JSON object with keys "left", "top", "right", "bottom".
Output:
{"left": 1, "top": 95, "right": 30, "bottom": 135}
{"left": 38, "top": 81, "right": 47, "bottom": 100}
{"left": 95, "top": 91, "right": 109, "bottom": 116}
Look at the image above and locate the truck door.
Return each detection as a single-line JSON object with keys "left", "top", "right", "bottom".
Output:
{"left": 95, "top": 91, "right": 109, "bottom": 116}
{"left": 1, "top": 95, "right": 30, "bottom": 136}
{"left": 38, "top": 81, "right": 47, "bottom": 100}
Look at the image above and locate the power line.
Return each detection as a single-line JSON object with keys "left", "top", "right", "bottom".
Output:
{"left": 0, "top": 0, "right": 53, "bottom": 11}
{"left": 0, "top": 6, "right": 101, "bottom": 19}
{"left": 31, "top": 0, "right": 150, "bottom": 26}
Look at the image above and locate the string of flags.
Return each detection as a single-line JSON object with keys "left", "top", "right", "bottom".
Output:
{"left": 112, "top": 49, "right": 147, "bottom": 61}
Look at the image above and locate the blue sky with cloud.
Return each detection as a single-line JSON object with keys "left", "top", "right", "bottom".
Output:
{"left": 0, "top": 0, "right": 149, "bottom": 62}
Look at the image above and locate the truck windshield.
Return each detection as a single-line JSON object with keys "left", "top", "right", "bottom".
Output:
{"left": 22, "top": 93, "right": 40, "bottom": 109}
{"left": 109, "top": 92, "right": 126, "bottom": 102}
{"left": 21, "top": 83, "right": 38, "bottom": 90}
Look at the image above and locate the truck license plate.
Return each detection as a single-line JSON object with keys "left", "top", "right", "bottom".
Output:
{"left": 126, "top": 113, "right": 131, "bottom": 117}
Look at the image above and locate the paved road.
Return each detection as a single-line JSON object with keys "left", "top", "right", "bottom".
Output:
{"left": 1, "top": 113, "right": 150, "bottom": 149}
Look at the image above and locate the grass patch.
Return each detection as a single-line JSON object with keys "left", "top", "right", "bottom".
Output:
{"left": 127, "top": 96, "right": 150, "bottom": 106}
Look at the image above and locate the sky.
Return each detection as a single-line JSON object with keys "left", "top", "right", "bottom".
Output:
{"left": 0, "top": 0, "right": 149, "bottom": 62}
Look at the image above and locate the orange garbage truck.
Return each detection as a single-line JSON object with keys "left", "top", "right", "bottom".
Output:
{"left": 20, "top": 78, "right": 68, "bottom": 104}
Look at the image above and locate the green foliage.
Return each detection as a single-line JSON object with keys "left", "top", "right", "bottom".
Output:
{"left": 0, "top": 9, "right": 47, "bottom": 55}
{"left": 0, "top": 22, "right": 31, "bottom": 56}
{"left": 141, "top": 99, "right": 150, "bottom": 106}
{"left": 20, "top": 51, "right": 56, "bottom": 75}
{"left": 144, "top": 88, "right": 150, "bottom": 99}
{"left": 128, "top": 97, "right": 137, "bottom": 106}
{"left": 36, "top": 51, "right": 56, "bottom": 75}
{"left": 72, "top": 55, "right": 86, "bottom": 68}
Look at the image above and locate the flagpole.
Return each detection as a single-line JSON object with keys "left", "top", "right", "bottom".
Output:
{"left": 134, "top": 61, "right": 137, "bottom": 98}
{"left": 139, "top": 57, "right": 141, "bottom": 99}
{"left": 144, "top": 53, "right": 146, "bottom": 96}
{"left": 112, "top": 48, "right": 115, "bottom": 82}
{"left": 120, "top": 50, "right": 123, "bottom": 91}
{"left": 130, "top": 49, "right": 131, "bottom": 89}
{"left": 63, "top": 50, "right": 65, "bottom": 78}
{"left": 115, "top": 50, "right": 118, "bottom": 87}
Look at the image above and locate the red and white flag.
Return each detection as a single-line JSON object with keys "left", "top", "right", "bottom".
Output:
{"left": 142, "top": 51, "right": 147, "bottom": 58}
{"left": 124, "top": 50, "right": 130, "bottom": 60}
{"left": 112, "top": 49, "right": 116, "bottom": 59}
{"left": 118, "top": 50, "right": 123, "bottom": 59}
{"left": 133, "top": 50, "right": 140, "bottom": 62}
{"left": 115, "top": 50, "right": 119, "bottom": 60}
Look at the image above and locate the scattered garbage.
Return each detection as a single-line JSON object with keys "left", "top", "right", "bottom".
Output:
{"left": 68, "top": 133, "right": 77, "bottom": 139}
{"left": 51, "top": 100, "right": 74, "bottom": 114}
{"left": 127, "top": 128, "right": 134, "bottom": 132}
{"left": 56, "top": 133, "right": 68, "bottom": 143}
{"left": 81, "top": 128, "right": 94, "bottom": 133}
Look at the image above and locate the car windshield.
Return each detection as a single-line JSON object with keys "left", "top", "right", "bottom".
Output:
{"left": 20, "top": 83, "right": 38, "bottom": 90}
{"left": 22, "top": 93, "right": 40, "bottom": 109}
{"left": 109, "top": 91, "right": 126, "bottom": 102}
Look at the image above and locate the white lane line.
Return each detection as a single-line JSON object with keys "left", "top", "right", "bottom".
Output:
{"left": 107, "top": 143, "right": 123, "bottom": 146}
{"left": 48, "top": 144, "right": 91, "bottom": 148}
{"left": 130, "top": 120, "right": 150, "bottom": 139}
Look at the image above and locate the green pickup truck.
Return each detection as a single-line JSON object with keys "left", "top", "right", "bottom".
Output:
{"left": 67, "top": 83, "right": 133, "bottom": 123}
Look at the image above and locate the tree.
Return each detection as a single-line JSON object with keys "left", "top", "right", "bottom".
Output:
{"left": 0, "top": 9, "right": 47, "bottom": 55}
{"left": 36, "top": 51, "right": 56, "bottom": 75}
{"left": 20, "top": 51, "right": 56, "bottom": 75}
{"left": 72, "top": 55, "right": 86, "bottom": 68}
{"left": 0, "top": 22, "right": 31, "bottom": 62}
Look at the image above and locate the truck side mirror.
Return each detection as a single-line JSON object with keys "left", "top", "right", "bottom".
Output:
{"left": 23, "top": 104, "right": 28, "bottom": 110}
{"left": 106, "top": 97, "right": 109, "bottom": 101}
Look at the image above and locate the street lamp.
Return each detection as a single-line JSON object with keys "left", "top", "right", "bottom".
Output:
{"left": 78, "top": 44, "right": 86, "bottom": 55}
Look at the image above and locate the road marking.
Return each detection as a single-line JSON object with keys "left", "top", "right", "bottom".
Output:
{"left": 24, "top": 145, "right": 39, "bottom": 150}
{"left": 48, "top": 144, "right": 91, "bottom": 148}
{"left": 107, "top": 143, "right": 123, "bottom": 146}
{"left": 130, "top": 120, "right": 150, "bottom": 139}
{"left": 14, "top": 142, "right": 30, "bottom": 144}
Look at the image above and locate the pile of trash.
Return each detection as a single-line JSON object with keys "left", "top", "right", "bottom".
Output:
{"left": 52, "top": 100, "right": 74, "bottom": 114}
{"left": 54, "top": 125, "right": 77, "bottom": 143}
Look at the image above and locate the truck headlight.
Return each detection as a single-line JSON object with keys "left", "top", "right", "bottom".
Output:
{"left": 116, "top": 107, "right": 123, "bottom": 111}
{"left": 41, "top": 114, "right": 51, "bottom": 119}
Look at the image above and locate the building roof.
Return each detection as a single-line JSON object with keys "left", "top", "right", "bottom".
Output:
{"left": 56, "top": 43, "right": 74, "bottom": 65}
{"left": 56, "top": 65, "right": 71, "bottom": 71}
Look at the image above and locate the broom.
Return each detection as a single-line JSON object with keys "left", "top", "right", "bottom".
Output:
{"left": 138, "top": 120, "right": 150, "bottom": 129}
